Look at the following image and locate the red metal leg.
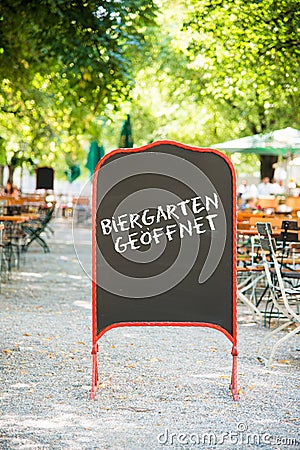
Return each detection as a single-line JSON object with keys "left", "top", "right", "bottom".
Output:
{"left": 90, "top": 344, "right": 99, "bottom": 400}
{"left": 230, "top": 345, "right": 239, "bottom": 401}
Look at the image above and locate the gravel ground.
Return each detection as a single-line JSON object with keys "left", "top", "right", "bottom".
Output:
{"left": 0, "top": 219, "right": 299, "bottom": 450}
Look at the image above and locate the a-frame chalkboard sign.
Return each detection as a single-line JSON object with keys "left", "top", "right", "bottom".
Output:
{"left": 90, "top": 141, "right": 238, "bottom": 400}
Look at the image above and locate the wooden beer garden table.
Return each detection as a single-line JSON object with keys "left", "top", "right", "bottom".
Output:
{"left": 0, "top": 215, "right": 28, "bottom": 223}
{"left": 237, "top": 228, "right": 282, "bottom": 237}
{"left": 19, "top": 213, "right": 40, "bottom": 220}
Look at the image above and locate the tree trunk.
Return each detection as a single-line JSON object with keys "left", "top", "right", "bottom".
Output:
{"left": 248, "top": 109, "right": 278, "bottom": 182}
{"left": 260, "top": 155, "right": 278, "bottom": 180}
{"left": 7, "top": 164, "right": 15, "bottom": 185}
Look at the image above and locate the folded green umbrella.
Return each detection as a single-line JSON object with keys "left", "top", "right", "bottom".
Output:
{"left": 86, "top": 141, "right": 105, "bottom": 176}
{"left": 64, "top": 164, "right": 81, "bottom": 183}
{"left": 119, "top": 114, "right": 133, "bottom": 148}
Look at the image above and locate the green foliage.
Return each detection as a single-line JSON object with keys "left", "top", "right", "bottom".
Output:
{"left": 0, "top": 0, "right": 158, "bottom": 180}
{"left": 0, "top": 0, "right": 299, "bottom": 182}
{"left": 182, "top": 0, "right": 300, "bottom": 133}
{"left": 159, "top": 0, "right": 300, "bottom": 177}
{"left": 0, "top": 137, "right": 6, "bottom": 166}
{"left": 0, "top": 0, "right": 157, "bottom": 105}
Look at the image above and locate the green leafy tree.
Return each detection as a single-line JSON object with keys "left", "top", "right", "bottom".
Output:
{"left": 179, "top": 0, "right": 300, "bottom": 178}
{"left": 0, "top": 0, "right": 158, "bottom": 183}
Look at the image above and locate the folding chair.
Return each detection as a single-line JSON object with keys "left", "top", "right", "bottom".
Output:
{"left": 237, "top": 231, "right": 266, "bottom": 321}
{"left": 22, "top": 205, "right": 55, "bottom": 253}
{"left": 237, "top": 266, "right": 264, "bottom": 322}
{"left": 278, "top": 220, "right": 300, "bottom": 287}
{"left": 256, "top": 222, "right": 300, "bottom": 366}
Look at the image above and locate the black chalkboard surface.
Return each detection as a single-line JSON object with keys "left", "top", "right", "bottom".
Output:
{"left": 91, "top": 141, "right": 238, "bottom": 400}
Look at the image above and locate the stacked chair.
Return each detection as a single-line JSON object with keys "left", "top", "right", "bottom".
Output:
{"left": 255, "top": 222, "right": 300, "bottom": 366}
{"left": 0, "top": 198, "right": 56, "bottom": 289}
{"left": 22, "top": 204, "right": 56, "bottom": 253}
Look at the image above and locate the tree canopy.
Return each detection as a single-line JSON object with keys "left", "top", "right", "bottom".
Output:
{"left": 0, "top": 0, "right": 157, "bottom": 182}
{"left": 182, "top": 0, "right": 299, "bottom": 129}
{"left": 0, "top": 0, "right": 299, "bottom": 184}
{"left": 180, "top": 0, "right": 300, "bottom": 177}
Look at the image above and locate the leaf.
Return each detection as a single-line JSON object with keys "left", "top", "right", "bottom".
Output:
{"left": 127, "top": 363, "right": 135, "bottom": 368}
{"left": 98, "top": 380, "right": 112, "bottom": 389}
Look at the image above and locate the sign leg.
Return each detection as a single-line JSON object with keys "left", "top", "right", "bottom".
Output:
{"left": 230, "top": 345, "right": 239, "bottom": 401}
{"left": 90, "top": 344, "right": 99, "bottom": 400}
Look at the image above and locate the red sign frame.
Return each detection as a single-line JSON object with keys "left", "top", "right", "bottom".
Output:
{"left": 90, "top": 141, "right": 238, "bottom": 401}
